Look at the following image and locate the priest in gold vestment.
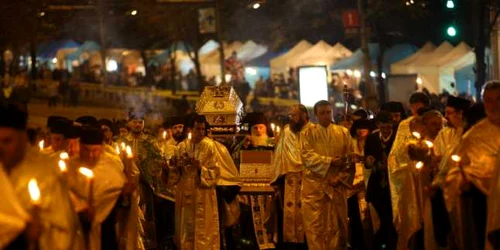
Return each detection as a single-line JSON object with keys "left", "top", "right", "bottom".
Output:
{"left": 387, "top": 92, "right": 431, "bottom": 250}
{"left": 300, "top": 100, "right": 355, "bottom": 250}
{"left": 0, "top": 104, "right": 84, "bottom": 250}
{"left": 270, "top": 104, "right": 312, "bottom": 249}
{"left": 166, "top": 115, "right": 221, "bottom": 250}
{"left": 443, "top": 81, "right": 500, "bottom": 250}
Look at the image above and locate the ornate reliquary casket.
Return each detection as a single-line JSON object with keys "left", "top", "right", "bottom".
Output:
{"left": 239, "top": 150, "right": 274, "bottom": 193}
{"left": 195, "top": 86, "right": 243, "bottom": 137}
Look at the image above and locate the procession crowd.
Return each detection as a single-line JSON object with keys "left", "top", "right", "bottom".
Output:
{"left": 0, "top": 80, "right": 500, "bottom": 250}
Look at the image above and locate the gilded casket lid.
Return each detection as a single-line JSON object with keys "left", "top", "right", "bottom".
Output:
{"left": 195, "top": 86, "right": 243, "bottom": 122}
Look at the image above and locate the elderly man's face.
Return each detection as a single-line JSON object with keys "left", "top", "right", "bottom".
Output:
{"left": 251, "top": 124, "right": 267, "bottom": 137}
{"left": 80, "top": 144, "right": 103, "bottom": 167}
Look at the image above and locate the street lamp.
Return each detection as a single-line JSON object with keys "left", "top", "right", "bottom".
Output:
{"left": 252, "top": 3, "right": 260, "bottom": 9}
{"left": 131, "top": 10, "right": 138, "bottom": 16}
{"left": 447, "top": 26, "right": 457, "bottom": 37}
{"left": 446, "top": 0, "right": 455, "bottom": 9}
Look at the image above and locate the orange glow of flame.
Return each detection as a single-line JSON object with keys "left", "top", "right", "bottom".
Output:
{"left": 451, "top": 155, "right": 461, "bottom": 162}
{"left": 115, "top": 145, "right": 120, "bottom": 154}
{"left": 38, "top": 140, "right": 44, "bottom": 150}
{"left": 162, "top": 131, "right": 167, "bottom": 139}
{"left": 60, "top": 152, "right": 69, "bottom": 160}
{"left": 188, "top": 133, "right": 192, "bottom": 140}
{"left": 58, "top": 160, "right": 67, "bottom": 173}
{"left": 28, "top": 178, "right": 41, "bottom": 205}
{"left": 120, "top": 142, "right": 126, "bottom": 150}
{"left": 125, "top": 146, "right": 133, "bottom": 158}
{"left": 412, "top": 132, "right": 421, "bottom": 139}
{"left": 270, "top": 123, "right": 276, "bottom": 131}
{"left": 78, "top": 167, "right": 94, "bottom": 179}
{"left": 424, "top": 140, "right": 434, "bottom": 148}
{"left": 276, "top": 126, "right": 281, "bottom": 134}
{"left": 415, "top": 161, "right": 424, "bottom": 169}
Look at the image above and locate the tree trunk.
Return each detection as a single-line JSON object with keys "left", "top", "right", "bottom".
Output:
{"left": 377, "top": 45, "right": 386, "bottom": 104}
{"left": 30, "top": 40, "right": 37, "bottom": 80}
{"left": 141, "top": 50, "right": 153, "bottom": 86}
{"left": 475, "top": 1, "right": 487, "bottom": 100}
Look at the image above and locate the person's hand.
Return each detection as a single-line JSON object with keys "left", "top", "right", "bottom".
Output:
{"left": 243, "top": 135, "right": 252, "bottom": 148}
{"left": 365, "top": 156, "right": 376, "bottom": 168}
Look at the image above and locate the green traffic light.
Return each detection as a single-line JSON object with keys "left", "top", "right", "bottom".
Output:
{"left": 447, "top": 26, "right": 457, "bottom": 37}
{"left": 446, "top": 0, "right": 455, "bottom": 9}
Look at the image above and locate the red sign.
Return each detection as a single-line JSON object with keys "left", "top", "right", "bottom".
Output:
{"left": 342, "top": 10, "right": 360, "bottom": 29}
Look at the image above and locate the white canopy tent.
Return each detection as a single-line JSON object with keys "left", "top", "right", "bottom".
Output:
{"left": 199, "top": 41, "right": 244, "bottom": 78}
{"left": 391, "top": 42, "right": 436, "bottom": 73}
{"left": 391, "top": 42, "right": 456, "bottom": 93}
{"left": 270, "top": 40, "right": 313, "bottom": 75}
{"left": 236, "top": 40, "right": 268, "bottom": 62}
{"left": 288, "top": 40, "right": 333, "bottom": 67}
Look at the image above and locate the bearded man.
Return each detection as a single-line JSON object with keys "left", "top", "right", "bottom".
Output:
{"left": 270, "top": 104, "right": 312, "bottom": 250}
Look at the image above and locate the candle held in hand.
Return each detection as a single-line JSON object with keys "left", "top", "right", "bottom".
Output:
{"left": 415, "top": 161, "right": 424, "bottom": 170}
{"left": 125, "top": 145, "right": 133, "bottom": 159}
{"left": 38, "top": 140, "right": 44, "bottom": 151}
{"left": 162, "top": 131, "right": 167, "bottom": 139}
{"left": 115, "top": 145, "right": 120, "bottom": 155}
{"left": 276, "top": 126, "right": 281, "bottom": 134}
{"left": 188, "top": 133, "right": 192, "bottom": 140}
{"left": 60, "top": 152, "right": 69, "bottom": 160}
{"left": 451, "top": 155, "right": 461, "bottom": 162}
{"left": 28, "top": 179, "right": 41, "bottom": 205}
{"left": 120, "top": 142, "right": 126, "bottom": 150}
{"left": 424, "top": 140, "right": 434, "bottom": 148}
{"left": 58, "top": 160, "right": 67, "bottom": 173}
{"left": 270, "top": 123, "right": 276, "bottom": 132}
{"left": 412, "top": 132, "right": 421, "bottom": 139}
{"left": 79, "top": 167, "right": 94, "bottom": 179}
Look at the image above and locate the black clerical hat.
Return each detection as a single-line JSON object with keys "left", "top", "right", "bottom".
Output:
{"left": 0, "top": 103, "right": 28, "bottom": 130}
{"left": 75, "top": 116, "right": 98, "bottom": 127}
{"left": 47, "top": 116, "right": 66, "bottom": 128}
{"left": 165, "top": 116, "right": 185, "bottom": 128}
{"left": 50, "top": 118, "right": 73, "bottom": 135}
{"left": 243, "top": 112, "right": 268, "bottom": 128}
{"left": 80, "top": 126, "right": 104, "bottom": 145}
{"left": 98, "top": 119, "right": 114, "bottom": 130}
{"left": 380, "top": 102, "right": 406, "bottom": 114}
{"left": 350, "top": 118, "right": 375, "bottom": 137}
{"left": 65, "top": 125, "right": 81, "bottom": 139}
{"left": 446, "top": 96, "right": 471, "bottom": 111}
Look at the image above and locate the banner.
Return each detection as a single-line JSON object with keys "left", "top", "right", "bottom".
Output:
{"left": 198, "top": 8, "right": 216, "bottom": 34}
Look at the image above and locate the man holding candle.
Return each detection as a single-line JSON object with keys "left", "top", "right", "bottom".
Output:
{"left": 123, "top": 112, "right": 164, "bottom": 249}
{"left": 67, "top": 126, "right": 138, "bottom": 250}
{"left": 165, "top": 114, "right": 221, "bottom": 250}
{"left": 443, "top": 81, "right": 500, "bottom": 250}
{"left": 41, "top": 117, "right": 72, "bottom": 155}
{"left": 0, "top": 104, "right": 84, "bottom": 250}
{"left": 269, "top": 104, "right": 312, "bottom": 249}
{"left": 387, "top": 92, "right": 430, "bottom": 250}
{"left": 300, "top": 100, "right": 356, "bottom": 250}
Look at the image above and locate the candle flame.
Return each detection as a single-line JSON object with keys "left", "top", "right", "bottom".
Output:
{"left": 125, "top": 145, "right": 133, "bottom": 158}
{"left": 188, "top": 133, "right": 192, "bottom": 140}
{"left": 451, "top": 155, "right": 461, "bottom": 162}
{"left": 415, "top": 161, "right": 424, "bottom": 169}
{"left": 162, "top": 131, "right": 167, "bottom": 139}
{"left": 58, "top": 160, "right": 67, "bottom": 173}
{"left": 412, "top": 132, "right": 421, "bottom": 139}
{"left": 38, "top": 140, "right": 44, "bottom": 150}
{"left": 115, "top": 145, "right": 120, "bottom": 154}
{"left": 78, "top": 167, "right": 94, "bottom": 179}
{"left": 270, "top": 123, "right": 276, "bottom": 131}
{"left": 120, "top": 142, "right": 126, "bottom": 150}
{"left": 424, "top": 140, "right": 434, "bottom": 148}
{"left": 276, "top": 126, "right": 281, "bottom": 133}
{"left": 60, "top": 152, "right": 69, "bottom": 160}
{"left": 28, "top": 179, "right": 41, "bottom": 205}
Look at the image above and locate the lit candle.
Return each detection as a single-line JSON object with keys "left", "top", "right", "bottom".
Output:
{"left": 124, "top": 146, "right": 133, "bottom": 178}
{"left": 78, "top": 167, "right": 94, "bottom": 215}
{"left": 412, "top": 132, "right": 421, "bottom": 140}
{"left": 115, "top": 145, "right": 121, "bottom": 155}
{"left": 125, "top": 146, "right": 133, "bottom": 159}
{"left": 58, "top": 160, "right": 67, "bottom": 173}
{"left": 187, "top": 133, "right": 194, "bottom": 158}
{"left": 276, "top": 126, "right": 281, "bottom": 135}
{"left": 270, "top": 123, "right": 276, "bottom": 133}
{"left": 60, "top": 152, "right": 69, "bottom": 160}
{"left": 188, "top": 133, "right": 192, "bottom": 140}
{"left": 28, "top": 178, "right": 41, "bottom": 247}
{"left": 38, "top": 140, "right": 44, "bottom": 151}
{"left": 424, "top": 140, "right": 433, "bottom": 148}
{"left": 415, "top": 161, "right": 424, "bottom": 170}
{"left": 451, "top": 154, "right": 466, "bottom": 180}
{"left": 28, "top": 178, "right": 41, "bottom": 205}
{"left": 120, "top": 142, "right": 126, "bottom": 151}
{"left": 162, "top": 131, "right": 167, "bottom": 139}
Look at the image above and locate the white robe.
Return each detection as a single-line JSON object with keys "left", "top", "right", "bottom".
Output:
{"left": 0, "top": 145, "right": 85, "bottom": 250}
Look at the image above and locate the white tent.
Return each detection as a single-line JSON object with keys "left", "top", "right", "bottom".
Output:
{"left": 391, "top": 42, "right": 436, "bottom": 73}
{"left": 289, "top": 40, "right": 333, "bottom": 67}
{"left": 391, "top": 42, "right": 455, "bottom": 93}
{"left": 270, "top": 40, "right": 312, "bottom": 75}
{"left": 236, "top": 40, "right": 268, "bottom": 62}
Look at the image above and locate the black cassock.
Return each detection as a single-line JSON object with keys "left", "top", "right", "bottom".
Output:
{"left": 364, "top": 130, "right": 397, "bottom": 250}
